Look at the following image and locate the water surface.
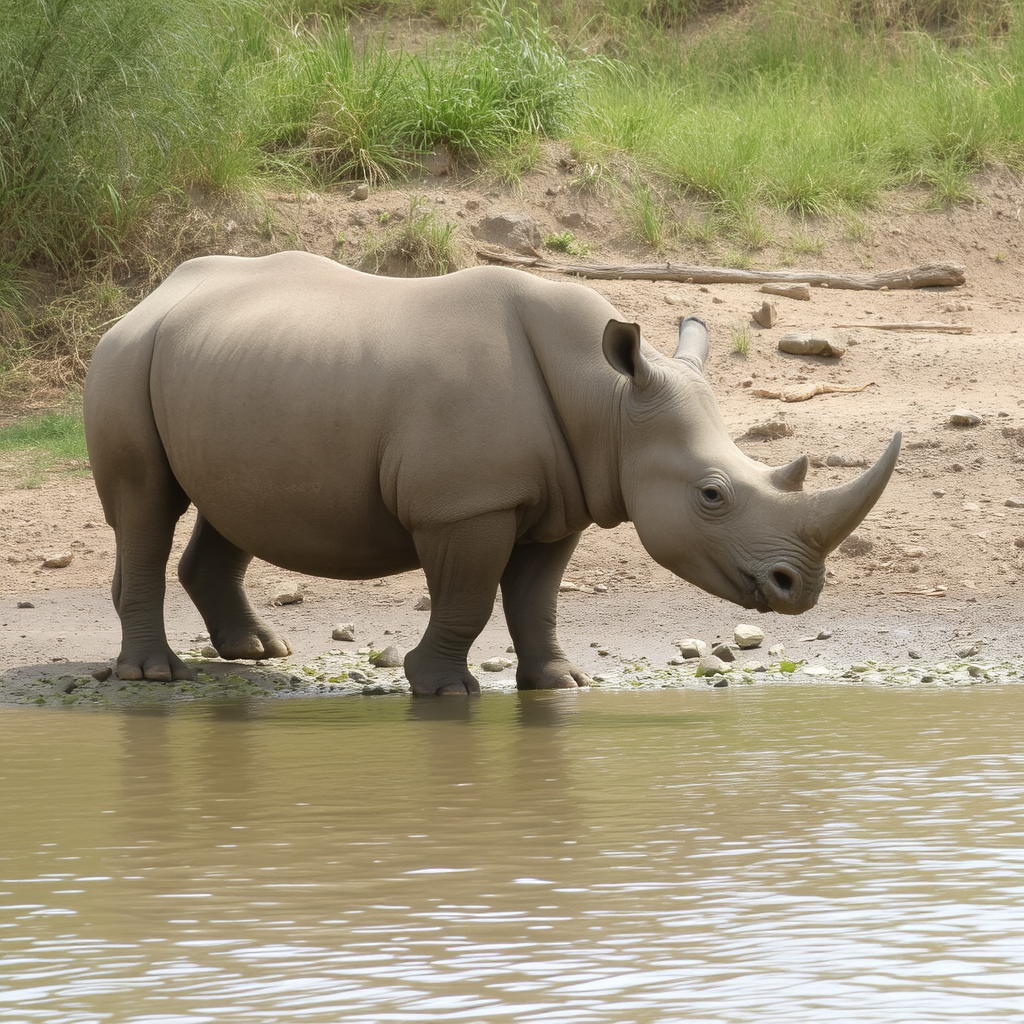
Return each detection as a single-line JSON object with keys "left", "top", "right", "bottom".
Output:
{"left": 2, "top": 685, "right": 1024, "bottom": 1022}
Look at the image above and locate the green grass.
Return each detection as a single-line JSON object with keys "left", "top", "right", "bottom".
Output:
{"left": 0, "top": 404, "right": 89, "bottom": 485}
{"left": 2, "top": 0, "right": 1024, "bottom": 391}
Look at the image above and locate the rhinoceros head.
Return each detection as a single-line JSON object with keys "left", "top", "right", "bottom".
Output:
{"left": 603, "top": 316, "right": 901, "bottom": 614}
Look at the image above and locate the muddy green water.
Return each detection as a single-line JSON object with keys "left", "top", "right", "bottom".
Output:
{"left": 2, "top": 685, "right": 1024, "bottom": 1023}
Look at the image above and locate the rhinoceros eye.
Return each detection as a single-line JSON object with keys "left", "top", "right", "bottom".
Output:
{"left": 696, "top": 477, "right": 732, "bottom": 514}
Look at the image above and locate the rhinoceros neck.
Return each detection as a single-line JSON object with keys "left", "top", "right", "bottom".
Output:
{"left": 514, "top": 280, "right": 629, "bottom": 529}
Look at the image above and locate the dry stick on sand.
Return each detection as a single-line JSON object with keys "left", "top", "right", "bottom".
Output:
{"left": 832, "top": 322, "right": 973, "bottom": 333}
{"left": 476, "top": 251, "right": 967, "bottom": 291}
{"left": 751, "top": 381, "right": 878, "bottom": 403}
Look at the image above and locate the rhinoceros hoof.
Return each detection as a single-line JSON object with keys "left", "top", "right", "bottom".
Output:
{"left": 211, "top": 629, "right": 292, "bottom": 662}
{"left": 116, "top": 647, "right": 195, "bottom": 682}
{"left": 516, "top": 660, "right": 591, "bottom": 689}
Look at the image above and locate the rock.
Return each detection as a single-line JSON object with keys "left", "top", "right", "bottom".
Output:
{"left": 752, "top": 299, "right": 777, "bottom": 327}
{"left": 350, "top": 184, "right": 369, "bottom": 200}
{"left": 949, "top": 409, "right": 982, "bottom": 427}
{"left": 839, "top": 532, "right": 874, "bottom": 556}
{"left": 594, "top": 584, "right": 608, "bottom": 593}
{"left": 1004, "top": 498, "right": 1024, "bottom": 508}
{"left": 711, "top": 642, "right": 737, "bottom": 662}
{"left": 269, "top": 589, "right": 303, "bottom": 606}
{"left": 201, "top": 645, "right": 219, "bottom": 658}
{"left": 370, "top": 645, "right": 404, "bottom": 669}
{"left": 825, "top": 452, "right": 868, "bottom": 468}
{"left": 696, "top": 655, "right": 728, "bottom": 677}
{"left": 559, "top": 581, "right": 580, "bottom": 592}
{"left": 42, "top": 551, "right": 73, "bottom": 569}
{"left": 746, "top": 413, "right": 794, "bottom": 439}
{"left": 481, "top": 657, "right": 513, "bottom": 672}
{"left": 778, "top": 330, "right": 847, "bottom": 358}
{"left": 745, "top": 662, "right": 768, "bottom": 672}
{"left": 414, "top": 594, "right": 431, "bottom": 611}
{"left": 423, "top": 145, "right": 453, "bottom": 176}
{"left": 761, "top": 282, "right": 811, "bottom": 301}
{"left": 908, "top": 649, "right": 922, "bottom": 659}
{"left": 92, "top": 666, "right": 113, "bottom": 681}
{"left": 16, "top": 601, "right": 34, "bottom": 609}
{"left": 767, "top": 643, "right": 786, "bottom": 660}
{"left": 332, "top": 623, "right": 356, "bottom": 642}
{"left": 734, "top": 623, "right": 764, "bottom": 649}
{"left": 674, "top": 638, "right": 708, "bottom": 659}
{"left": 472, "top": 212, "right": 543, "bottom": 254}
{"left": 955, "top": 643, "right": 981, "bottom": 659}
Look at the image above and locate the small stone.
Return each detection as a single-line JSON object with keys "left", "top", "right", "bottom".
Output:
{"left": 1014, "top": 537, "right": 1024, "bottom": 549}
{"left": 711, "top": 642, "right": 737, "bottom": 662}
{"left": 902, "top": 547, "right": 926, "bottom": 558}
{"left": 696, "top": 655, "right": 727, "bottom": 677}
{"left": 825, "top": 452, "right": 868, "bottom": 468}
{"left": 664, "top": 293, "right": 685, "bottom": 305}
{"left": 362, "top": 684, "right": 389, "bottom": 695}
{"left": 761, "top": 282, "right": 811, "bottom": 301}
{"left": 956, "top": 644, "right": 981, "bottom": 659}
{"left": 668, "top": 656, "right": 686, "bottom": 666}
{"left": 966, "top": 664, "right": 987, "bottom": 678}
{"left": 767, "top": 644, "right": 786, "bottom": 659}
{"left": 594, "top": 584, "right": 608, "bottom": 593}
{"left": 348, "top": 670, "right": 370, "bottom": 683}
{"left": 1005, "top": 498, "right": 1024, "bottom": 508}
{"left": 92, "top": 666, "right": 113, "bottom": 681}
{"left": 332, "top": 623, "right": 356, "bottom": 642}
{"left": 42, "top": 551, "right": 73, "bottom": 569}
{"left": 802, "top": 665, "right": 831, "bottom": 677}
{"left": 674, "top": 638, "right": 708, "bottom": 659}
{"left": 840, "top": 532, "right": 874, "bottom": 556}
{"left": 201, "top": 645, "right": 219, "bottom": 658}
{"left": 948, "top": 409, "right": 982, "bottom": 427}
{"left": 370, "top": 645, "right": 403, "bottom": 668}
{"left": 734, "top": 623, "right": 765, "bottom": 649}
{"left": 908, "top": 649, "right": 922, "bottom": 659}
{"left": 850, "top": 663, "right": 872, "bottom": 673}
{"left": 17, "top": 601, "right": 34, "bottom": 609}
{"left": 745, "top": 662, "right": 768, "bottom": 673}
{"left": 559, "top": 581, "right": 580, "bottom": 592}
{"left": 746, "top": 414, "right": 795, "bottom": 439}
{"left": 350, "top": 184, "right": 369, "bottom": 200}
{"left": 414, "top": 594, "right": 431, "bottom": 611}
{"left": 269, "top": 589, "right": 303, "bottom": 606}
{"left": 481, "top": 657, "right": 513, "bottom": 672}
{"left": 778, "top": 331, "right": 846, "bottom": 358}
{"left": 752, "top": 299, "right": 778, "bottom": 327}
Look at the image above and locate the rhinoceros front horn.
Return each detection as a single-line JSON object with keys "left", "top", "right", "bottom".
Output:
{"left": 802, "top": 432, "right": 902, "bottom": 554}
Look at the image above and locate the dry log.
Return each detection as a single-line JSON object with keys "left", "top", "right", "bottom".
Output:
{"left": 752, "top": 381, "right": 877, "bottom": 403}
{"left": 832, "top": 321, "right": 973, "bottom": 333}
{"left": 476, "top": 249, "right": 966, "bottom": 291}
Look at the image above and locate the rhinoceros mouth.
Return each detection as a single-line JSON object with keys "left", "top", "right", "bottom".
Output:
{"left": 741, "top": 572, "right": 774, "bottom": 613}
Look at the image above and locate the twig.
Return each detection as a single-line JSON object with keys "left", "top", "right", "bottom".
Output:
{"left": 832, "top": 321, "right": 972, "bottom": 333}
{"left": 751, "top": 381, "right": 877, "bottom": 402}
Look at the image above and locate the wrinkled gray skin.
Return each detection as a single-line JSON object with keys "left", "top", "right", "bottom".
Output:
{"left": 83, "top": 252, "right": 901, "bottom": 694}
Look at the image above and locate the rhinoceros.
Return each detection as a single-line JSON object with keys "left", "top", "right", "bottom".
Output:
{"left": 83, "top": 251, "right": 900, "bottom": 694}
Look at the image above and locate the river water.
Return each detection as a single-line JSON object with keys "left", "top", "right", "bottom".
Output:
{"left": 2, "top": 684, "right": 1023, "bottom": 1023}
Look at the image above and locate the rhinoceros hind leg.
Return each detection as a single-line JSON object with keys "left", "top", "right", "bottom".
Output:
{"left": 178, "top": 513, "right": 292, "bottom": 662}
{"left": 501, "top": 534, "right": 592, "bottom": 690}
{"left": 406, "top": 512, "right": 517, "bottom": 695}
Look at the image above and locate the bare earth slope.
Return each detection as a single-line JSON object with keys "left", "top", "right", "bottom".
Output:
{"left": 3, "top": 159, "right": 1024, "bottom": 699}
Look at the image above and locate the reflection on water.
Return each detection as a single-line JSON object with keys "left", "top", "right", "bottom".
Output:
{"left": 2, "top": 686, "right": 1024, "bottom": 1022}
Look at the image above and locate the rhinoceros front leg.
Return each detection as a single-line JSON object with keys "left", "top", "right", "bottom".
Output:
{"left": 177, "top": 513, "right": 292, "bottom": 662}
{"left": 405, "top": 511, "right": 517, "bottom": 696}
{"left": 500, "top": 533, "right": 591, "bottom": 689}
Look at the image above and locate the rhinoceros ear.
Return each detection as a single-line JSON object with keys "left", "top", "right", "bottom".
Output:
{"left": 602, "top": 320, "right": 654, "bottom": 389}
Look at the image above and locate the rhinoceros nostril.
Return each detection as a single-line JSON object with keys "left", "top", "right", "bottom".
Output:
{"left": 772, "top": 568, "right": 795, "bottom": 593}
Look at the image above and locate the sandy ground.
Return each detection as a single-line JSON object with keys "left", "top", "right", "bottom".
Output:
{"left": 3, "top": 157, "right": 1024, "bottom": 703}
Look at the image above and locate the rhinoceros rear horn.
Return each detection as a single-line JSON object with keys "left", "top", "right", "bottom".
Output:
{"left": 674, "top": 316, "right": 709, "bottom": 373}
{"left": 803, "top": 432, "right": 902, "bottom": 553}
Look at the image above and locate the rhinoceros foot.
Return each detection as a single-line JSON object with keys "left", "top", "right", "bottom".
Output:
{"left": 116, "top": 645, "right": 195, "bottom": 682}
{"left": 210, "top": 626, "right": 292, "bottom": 663}
{"left": 516, "top": 658, "right": 591, "bottom": 690}
{"left": 404, "top": 645, "right": 481, "bottom": 696}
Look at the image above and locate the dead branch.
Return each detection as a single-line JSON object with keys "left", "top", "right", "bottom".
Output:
{"left": 832, "top": 321, "right": 973, "bottom": 333}
{"left": 751, "top": 381, "right": 878, "bottom": 402}
{"left": 476, "top": 250, "right": 966, "bottom": 291}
